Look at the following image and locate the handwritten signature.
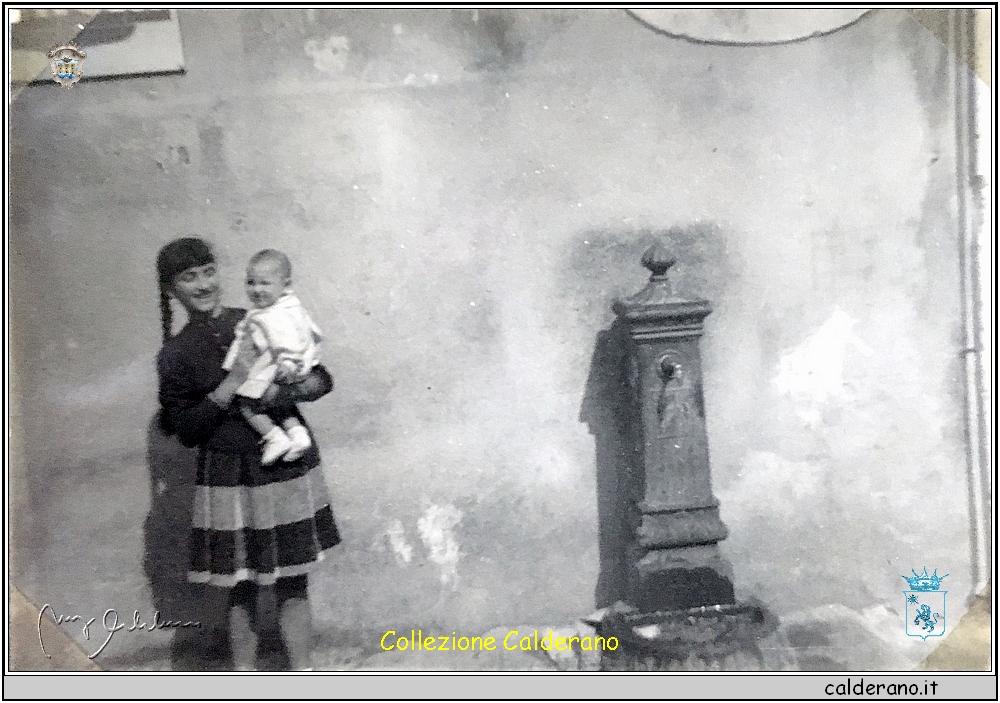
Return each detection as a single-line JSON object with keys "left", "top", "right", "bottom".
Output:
{"left": 38, "top": 604, "right": 201, "bottom": 659}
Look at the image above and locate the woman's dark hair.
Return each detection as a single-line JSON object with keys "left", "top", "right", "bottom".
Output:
{"left": 156, "top": 238, "right": 215, "bottom": 342}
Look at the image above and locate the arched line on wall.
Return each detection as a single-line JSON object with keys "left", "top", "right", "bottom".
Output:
{"left": 625, "top": 8, "right": 873, "bottom": 47}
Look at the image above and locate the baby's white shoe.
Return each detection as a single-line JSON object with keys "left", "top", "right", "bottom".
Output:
{"left": 283, "top": 425, "right": 312, "bottom": 462}
{"left": 261, "top": 427, "right": 293, "bottom": 465}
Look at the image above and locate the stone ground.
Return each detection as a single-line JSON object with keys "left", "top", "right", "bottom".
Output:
{"left": 11, "top": 580, "right": 991, "bottom": 672}
{"left": 9, "top": 453, "right": 990, "bottom": 672}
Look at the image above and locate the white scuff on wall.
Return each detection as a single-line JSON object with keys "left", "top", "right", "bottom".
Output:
{"left": 386, "top": 519, "right": 414, "bottom": 566}
{"left": 402, "top": 72, "right": 440, "bottom": 87}
{"left": 417, "top": 503, "right": 464, "bottom": 590}
{"left": 305, "top": 36, "right": 350, "bottom": 73}
{"left": 774, "top": 308, "right": 873, "bottom": 425}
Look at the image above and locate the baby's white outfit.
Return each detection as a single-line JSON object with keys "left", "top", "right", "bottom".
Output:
{"left": 222, "top": 292, "right": 322, "bottom": 399}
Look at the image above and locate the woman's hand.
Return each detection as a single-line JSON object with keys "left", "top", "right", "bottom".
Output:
{"left": 259, "top": 365, "right": 333, "bottom": 408}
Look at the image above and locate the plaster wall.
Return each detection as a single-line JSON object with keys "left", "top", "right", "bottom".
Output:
{"left": 9, "top": 9, "right": 974, "bottom": 644}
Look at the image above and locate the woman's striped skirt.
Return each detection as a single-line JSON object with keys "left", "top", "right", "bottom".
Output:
{"left": 188, "top": 448, "right": 340, "bottom": 587}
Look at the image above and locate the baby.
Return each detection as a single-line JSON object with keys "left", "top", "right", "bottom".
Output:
{"left": 223, "top": 249, "right": 323, "bottom": 465}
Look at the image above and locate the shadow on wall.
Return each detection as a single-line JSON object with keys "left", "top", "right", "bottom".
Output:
{"left": 143, "top": 413, "right": 202, "bottom": 665}
{"left": 574, "top": 226, "right": 730, "bottom": 610}
{"left": 579, "top": 318, "right": 643, "bottom": 609}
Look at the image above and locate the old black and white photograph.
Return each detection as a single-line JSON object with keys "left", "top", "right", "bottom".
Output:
{"left": 6, "top": 6, "right": 994, "bottom": 690}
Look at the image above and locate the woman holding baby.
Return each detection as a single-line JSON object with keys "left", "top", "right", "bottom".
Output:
{"left": 155, "top": 237, "right": 339, "bottom": 671}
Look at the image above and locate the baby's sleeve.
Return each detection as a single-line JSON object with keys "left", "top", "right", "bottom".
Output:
{"left": 303, "top": 308, "right": 322, "bottom": 344}
{"left": 221, "top": 318, "right": 246, "bottom": 371}
{"left": 244, "top": 313, "right": 273, "bottom": 353}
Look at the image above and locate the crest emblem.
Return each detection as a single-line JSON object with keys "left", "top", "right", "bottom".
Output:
{"left": 47, "top": 44, "right": 87, "bottom": 88}
{"left": 902, "top": 568, "right": 947, "bottom": 640}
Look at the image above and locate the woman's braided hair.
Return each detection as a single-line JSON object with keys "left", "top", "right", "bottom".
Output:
{"left": 155, "top": 238, "right": 215, "bottom": 342}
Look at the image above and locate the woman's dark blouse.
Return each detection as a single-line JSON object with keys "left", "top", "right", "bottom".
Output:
{"left": 157, "top": 307, "right": 332, "bottom": 457}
